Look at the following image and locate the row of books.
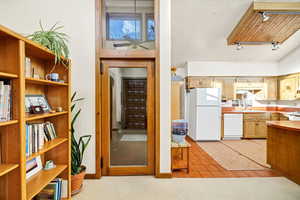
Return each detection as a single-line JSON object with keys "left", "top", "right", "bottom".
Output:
{"left": 35, "top": 178, "right": 67, "bottom": 200}
{"left": 0, "top": 80, "right": 12, "bottom": 122}
{"left": 26, "top": 122, "right": 57, "bottom": 157}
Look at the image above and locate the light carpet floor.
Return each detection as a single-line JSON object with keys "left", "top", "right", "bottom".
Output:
{"left": 221, "top": 140, "right": 270, "bottom": 168}
{"left": 198, "top": 142, "right": 266, "bottom": 170}
{"left": 73, "top": 177, "right": 300, "bottom": 200}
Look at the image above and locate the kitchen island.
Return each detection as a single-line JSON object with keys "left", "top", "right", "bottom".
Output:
{"left": 267, "top": 121, "right": 300, "bottom": 184}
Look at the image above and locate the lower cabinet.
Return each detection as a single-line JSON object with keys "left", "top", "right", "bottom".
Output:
{"left": 243, "top": 120, "right": 267, "bottom": 138}
{"left": 243, "top": 113, "right": 269, "bottom": 138}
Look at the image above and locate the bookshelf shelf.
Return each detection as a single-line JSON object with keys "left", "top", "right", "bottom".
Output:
{"left": 26, "top": 164, "right": 67, "bottom": 200}
{"left": 26, "top": 138, "right": 68, "bottom": 161}
{"left": 0, "top": 120, "right": 18, "bottom": 127}
{"left": 25, "top": 78, "right": 68, "bottom": 86}
{"left": 0, "top": 25, "right": 71, "bottom": 199}
{"left": 0, "top": 164, "right": 19, "bottom": 176}
{"left": 0, "top": 72, "right": 18, "bottom": 79}
{"left": 26, "top": 111, "right": 68, "bottom": 121}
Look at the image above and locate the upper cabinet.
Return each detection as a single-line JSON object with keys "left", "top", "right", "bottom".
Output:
{"left": 264, "top": 77, "right": 278, "bottom": 101}
{"left": 278, "top": 74, "right": 299, "bottom": 100}
{"left": 227, "top": 2, "right": 300, "bottom": 45}
{"left": 101, "top": 0, "right": 155, "bottom": 51}
{"left": 186, "top": 76, "right": 213, "bottom": 89}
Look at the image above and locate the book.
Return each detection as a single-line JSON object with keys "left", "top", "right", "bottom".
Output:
{"left": 0, "top": 80, "right": 12, "bottom": 122}
{"left": 25, "top": 57, "right": 32, "bottom": 78}
{"left": 35, "top": 178, "right": 63, "bottom": 200}
{"left": 26, "top": 122, "right": 57, "bottom": 157}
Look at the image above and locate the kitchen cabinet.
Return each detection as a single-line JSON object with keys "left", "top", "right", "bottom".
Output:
{"left": 222, "top": 78, "right": 235, "bottom": 100}
{"left": 264, "top": 77, "right": 278, "bottom": 100}
{"left": 243, "top": 113, "right": 268, "bottom": 138}
{"left": 279, "top": 75, "right": 298, "bottom": 100}
{"left": 213, "top": 78, "right": 235, "bottom": 100}
{"left": 186, "top": 77, "right": 213, "bottom": 89}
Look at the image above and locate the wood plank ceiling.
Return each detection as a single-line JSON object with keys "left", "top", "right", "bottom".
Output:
{"left": 227, "top": 2, "right": 300, "bottom": 45}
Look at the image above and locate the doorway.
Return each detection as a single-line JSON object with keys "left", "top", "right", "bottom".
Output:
{"left": 101, "top": 60, "right": 155, "bottom": 176}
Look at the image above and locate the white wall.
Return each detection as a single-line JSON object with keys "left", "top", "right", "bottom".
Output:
{"left": 0, "top": 0, "right": 96, "bottom": 173}
{"left": 185, "top": 61, "right": 279, "bottom": 77}
{"left": 279, "top": 46, "right": 300, "bottom": 75}
{"left": 159, "top": 0, "right": 171, "bottom": 173}
{"left": 0, "top": 0, "right": 171, "bottom": 174}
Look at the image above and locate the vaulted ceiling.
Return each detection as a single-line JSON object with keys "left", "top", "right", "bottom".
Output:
{"left": 171, "top": 0, "right": 300, "bottom": 67}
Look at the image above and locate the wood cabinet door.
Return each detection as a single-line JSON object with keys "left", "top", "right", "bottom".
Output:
{"left": 223, "top": 78, "right": 235, "bottom": 100}
{"left": 243, "top": 121, "right": 256, "bottom": 138}
{"left": 186, "top": 77, "right": 213, "bottom": 89}
{"left": 255, "top": 121, "right": 267, "bottom": 138}
{"left": 279, "top": 76, "right": 297, "bottom": 100}
{"left": 264, "top": 77, "right": 278, "bottom": 100}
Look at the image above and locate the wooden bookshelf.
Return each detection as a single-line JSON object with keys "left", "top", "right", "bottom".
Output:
{"left": 0, "top": 164, "right": 19, "bottom": 176}
{"left": 26, "top": 111, "right": 68, "bottom": 121}
{"left": 0, "top": 120, "right": 19, "bottom": 127}
{"left": 26, "top": 138, "right": 68, "bottom": 161}
{"left": 0, "top": 72, "right": 18, "bottom": 79}
{"left": 25, "top": 77, "right": 69, "bottom": 86}
{"left": 0, "top": 25, "right": 71, "bottom": 200}
{"left": 26, "top": 165, "right": 67, "bottom": 199}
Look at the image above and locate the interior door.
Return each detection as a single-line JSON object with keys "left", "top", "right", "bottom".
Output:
{"left": 101, "top": 60, "right": 154, "bottom": 176}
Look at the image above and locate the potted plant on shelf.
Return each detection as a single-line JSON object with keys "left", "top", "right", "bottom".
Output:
{"left": 71, "top": 92, "right": 91, "bottom": 195}
{"left": 28, "top": 21, "right": 70, "bottom": 70}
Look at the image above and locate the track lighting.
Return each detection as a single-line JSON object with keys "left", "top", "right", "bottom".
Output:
{"left": 234, "top": 41, "right": 280, "bottom": 51}
{"left": 272, "top": 42, "right": 280, "bottom": 51}
{"left": 260, "top": 11, "right": 300, "bottom": 23}
{"left": 261, "top": 12, "right": 270, "bottom": 22}
{"left": 236, "top": 43, "right": 243, "bottom": 50}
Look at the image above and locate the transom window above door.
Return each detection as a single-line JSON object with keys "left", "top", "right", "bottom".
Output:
{"left": 106, "top": 13, "right": 142, "bottom": 40}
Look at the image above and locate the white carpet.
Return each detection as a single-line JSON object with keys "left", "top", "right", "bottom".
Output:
{"left": 73, "top": 177, "right": 300, "bottom": 200}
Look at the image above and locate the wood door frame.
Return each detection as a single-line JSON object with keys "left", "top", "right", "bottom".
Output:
{"left": 101, "top": 60, "right": 154, "bottom": 176}
{"left": 93, "top": 0, "right": 162, "bottom": 179}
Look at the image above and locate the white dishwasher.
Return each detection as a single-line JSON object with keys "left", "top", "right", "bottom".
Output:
{"left": 223, "top": 114, "right": 243, "bottom": 140}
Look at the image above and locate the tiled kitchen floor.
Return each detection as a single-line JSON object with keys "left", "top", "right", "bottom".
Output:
{"left": 172, "top": 137, "right": 282, "bottom": 178}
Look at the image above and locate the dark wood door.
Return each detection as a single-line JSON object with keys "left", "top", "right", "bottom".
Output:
{"left": 123, "top": 79, "right": 147, "bottom": 129}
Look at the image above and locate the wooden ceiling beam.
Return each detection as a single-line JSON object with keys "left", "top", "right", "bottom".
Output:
{"left": 227, "top": 2, "right": 300, "bottom": 45}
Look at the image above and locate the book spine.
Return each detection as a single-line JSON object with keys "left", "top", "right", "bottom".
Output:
{"left": 0, "top": 81, "right": 4, "bottom": 121}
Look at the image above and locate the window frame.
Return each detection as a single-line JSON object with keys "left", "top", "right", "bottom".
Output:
{"left": 145, "top": 13, "right": 155, "bottom": 41}
{"left": 106, "top": 12, "right": 143, "bottom": 41}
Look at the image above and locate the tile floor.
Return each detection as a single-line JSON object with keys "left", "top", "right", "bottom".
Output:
{"left": 172, "top": 137, "right": 282, "bottom": 178}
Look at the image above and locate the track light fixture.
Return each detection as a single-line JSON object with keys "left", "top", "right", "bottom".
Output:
{"left": 272, "top": 42, "right": 280, "bottom": 51}
{"left": 260, "top": 11, "right": 300, "bottom": 23}
{"left": 236, "top": 43, "right": 243, "bottom": 50}
{"left": 261, "top": 12, "right": 270, "bottom": 22}
{"left": 235, "top": 41, "right": 280, "bottom": 51}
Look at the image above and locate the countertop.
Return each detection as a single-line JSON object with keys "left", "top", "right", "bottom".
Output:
{"left": 222, "top": 111, "right": 289, "bottom": 114}
{"left": 267, "top": 121, "right": 300, "bottom": 132}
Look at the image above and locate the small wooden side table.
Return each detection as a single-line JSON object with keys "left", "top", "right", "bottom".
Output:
{"left": 171, "top": 140, "right": 191, "bottom": 173}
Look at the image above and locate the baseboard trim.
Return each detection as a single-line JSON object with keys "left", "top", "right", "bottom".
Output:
{"left": 156, "top": 173, "right": 172, "bottom": 178}
{"left": 85, "top": 173, "right": 98, "bottom": 179}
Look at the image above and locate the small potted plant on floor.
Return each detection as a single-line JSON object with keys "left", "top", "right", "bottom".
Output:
{"left": 71, "top": 92, "right": 91, "bottom": 195}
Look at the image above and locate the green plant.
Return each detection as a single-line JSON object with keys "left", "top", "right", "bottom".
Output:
{"left": 71, "top": 92, "right": 91, "bottom": 175}
{"left": 28, "top": 21, "right": 70, "bottom": 66}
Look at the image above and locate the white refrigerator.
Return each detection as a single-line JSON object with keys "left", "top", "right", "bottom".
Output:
{"left": 188, "top": 88, "right": 221, "bottom": 141}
